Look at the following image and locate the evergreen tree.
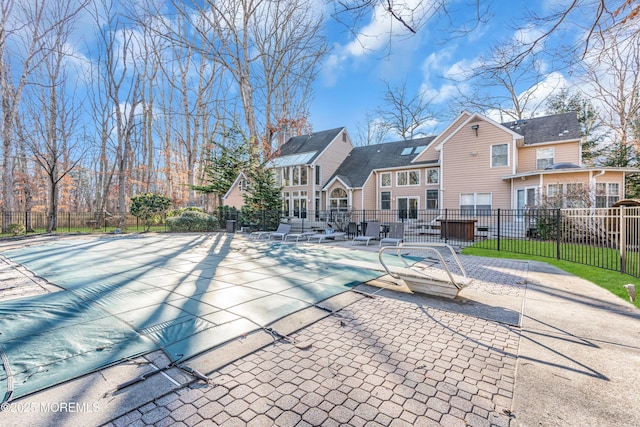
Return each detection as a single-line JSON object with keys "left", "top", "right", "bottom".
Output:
{"left": 546, "top": 89, "right": 603, "bottom": 165}
{"left": 192, "top": 141, "right": 250, "bottom": 207}
{"left": 242, "top": 164, "right": 282, "bottom": 212}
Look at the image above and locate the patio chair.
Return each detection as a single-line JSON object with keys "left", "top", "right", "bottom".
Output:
{"left": 352, "top": 221, "right": 381, "bottom": 246}
{"left": 378, "top": 243, "right": 472, "bottom": 299}
{"left": 380, "top": 222, "right": 404, "bottom": 247}
{"left": 284, "top": 231, "right": 317, "bottom": 242}
{"left": 307, "top": 228, "right": 346, "bottom": 243}
{"left": 268, "top": 223, "right": 292, "bottom": 240}
{"left": 347, "top": 222, "right": 358, "bottom": 238}
{"left": 250, "top": 223, "right": 290, "bottom": 240}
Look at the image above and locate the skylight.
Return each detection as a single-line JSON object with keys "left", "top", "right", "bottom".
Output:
{"left": 401, "top": 146, "right": 426, "bottom": 155}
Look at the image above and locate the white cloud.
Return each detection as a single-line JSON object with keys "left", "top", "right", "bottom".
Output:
{"left": 520, "top": 71, "right": 568, "bottom": 114}
{"left": 512, "top": 24, "right": 546, "bottom": 54}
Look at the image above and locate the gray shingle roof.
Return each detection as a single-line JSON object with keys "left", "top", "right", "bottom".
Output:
{"left": 276, "top": 127, "right": 345, "bottom": 164}
{"left": 327, "top": 137, "right": 437, "bottom": 189}
{"left": 501, "top": 111, "right": 581, "bottom": 145}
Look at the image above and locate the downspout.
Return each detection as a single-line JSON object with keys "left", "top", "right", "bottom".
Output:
{"left": 310, "top": 164, "right": 315, "bottom": 212}
{"left": 512, "top": 137, "right": 518, "bottom": 209}
{"left": 591, "top": 170, "right": 606, "bottom": 208}
{"left": 438, "top": 147, "right": 444, "bottom": 210}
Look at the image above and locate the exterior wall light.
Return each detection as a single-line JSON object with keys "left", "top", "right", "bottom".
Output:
{"left": 471, "top": 124, "right": 479, "bottom": 137}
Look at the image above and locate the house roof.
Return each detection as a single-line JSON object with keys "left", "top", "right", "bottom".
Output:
{"left": 269, "top": 127, "right": 345, "bottom": 166}
{"left": 327, "top": 137, "right": 437, "bottom": 189}
{"left": 501, "top": 111, "right": 581, "bottom": 145}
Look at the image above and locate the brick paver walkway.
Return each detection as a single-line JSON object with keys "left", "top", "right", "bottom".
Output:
{"left": 107, "top": 283, "right": 520, "bottom": 427}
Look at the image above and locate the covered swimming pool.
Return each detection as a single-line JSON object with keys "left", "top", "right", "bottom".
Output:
{"left": 0, "top": 234, "right": 401, "bottom": 401}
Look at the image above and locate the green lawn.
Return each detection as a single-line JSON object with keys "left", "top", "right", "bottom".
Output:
{"left": 462, "top": 246, "right": 640, "bottom": 309}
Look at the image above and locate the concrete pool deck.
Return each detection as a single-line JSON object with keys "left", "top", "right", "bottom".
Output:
{"left": 0, "top": 233, "right": 639, "bottom": 426}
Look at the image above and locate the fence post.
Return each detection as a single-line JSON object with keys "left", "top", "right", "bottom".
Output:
{"left": 497, "top": 209, "right": 501, "bottom": 251}
{"left": 620, "top": 206, "right": 627, "bottom": 274}
{"left": 444, "top": 209, "right": 448, "bottom": 243}
{"left": 556, "top": 209, "right": 561, "bottom": 260}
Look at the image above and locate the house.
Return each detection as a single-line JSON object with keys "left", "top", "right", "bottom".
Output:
{"left": 225, "top": 111, "right": 636, "bottom": 221}
{"left": 223, "top": 127, "right": 353, "bottom": 214}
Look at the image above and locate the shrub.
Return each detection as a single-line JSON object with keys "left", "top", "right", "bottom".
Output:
{"left": 167, "top": 207, "right": 204, "bottom": 218}
{"left": 130, "top": 193, "right": 172, "bottom": 231}
{"left": 167, "top": 211, "right": 218, "bottom": 232}
{"left": 7, "top": 223, "right": 25, "bottom": 235}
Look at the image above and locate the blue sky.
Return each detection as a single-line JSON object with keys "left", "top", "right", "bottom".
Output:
{"left": 309, "top": 1, "right": 573, "bottom": 138}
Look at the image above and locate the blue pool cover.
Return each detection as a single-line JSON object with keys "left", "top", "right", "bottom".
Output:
{"left": 0, "top": 234, "right": 398, "bottom": 401}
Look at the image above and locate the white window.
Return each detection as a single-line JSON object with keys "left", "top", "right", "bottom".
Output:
{"left": 282, "top": 167, "right": 291, "bottom": 186}
{"left": 397, "top": 197, "right": 418, "bottom": 219}
{"left": 426, "top": 189, "right": 438, "bottom": 209}
{"left": 381, "top": 191, "right": 391, "bottom": 210}
{"left": 282, "top": 191, "right": 290, "bottom": 214}
{"left": 380, "top": 172, "right": 391, "bottom": 187}
{"left": 329, "top": 188, "right": 348, "bottom": 210}
{"left": 596, "top": 183, "right": 620, "bottom": 208}
{"left": 290, "top": 166, "right": 307, "bottom": 186}
{"left": 292, "top": 191, "right": 307, "bottom": 218}
{"left": 397, "top": 171, "right": 407, "bottom": 186}
{"left": 546, "top": 183, "right": 587, "bottom": 207}
{"left": 426, "top": 169, "right": 439, "bottom": 184}
{"left": 274, "top": 168, "right": 282, "bottom": 186}
{"left": 491, "top": 144, "right": 508, "bottom": 167}
{"left": 239, "top": 179, "right": 249, "bottom": 192}
{"left": 397, "top": 170, "right": 419, "bottom": 186}
{"left": 460, "top": 193, "right": 492, "bottom": 215}
{"left": 547, "top": 183, "right": 563, "bottom": 198}
{"left": 536, "top": 147, "right": 554, "bottom": 169}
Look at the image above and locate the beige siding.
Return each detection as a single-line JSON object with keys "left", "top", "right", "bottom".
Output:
{"left": 361, "top": 177, "right": 377, "bottom": 210}
{"left": 513, "top": 170, "right": 626, "bottom": 207}
{"left": 441, "top": 121, "right": 514, "bottom": 210}
{"left": 316, "top": 130, "right": 353, "bottom": 186}
{"left": 414, "top": 112, "right": 471, "bottom": 163}
{"left": 517, "top": 141, "right": 581, "bottom": 172}
{"left": 362, "top": 167, "right": 439, "bottom": 211}
{"left": 351, "top": 189, "right": 364, "bottom": 210}
{"left": 279, "top": 129, "right": 354, "bottom": 211}
{"left": 223, "top": 185, "right": 245, "bottom": 209}
{"left": 542, "top": 171, "right": 625, "bottom": 191}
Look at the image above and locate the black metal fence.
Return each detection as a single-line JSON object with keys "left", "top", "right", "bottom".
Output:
{"left": 221, "top": 207, "right": 640, "bottom": 278}
{"left": 0, "top": 211, "right": 167, "bottom": 235}
{"left": 3, "top": 207, "right": 639, "bottom": 278}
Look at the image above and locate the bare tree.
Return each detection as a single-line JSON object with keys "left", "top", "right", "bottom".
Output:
{"left": 354, "top": 111, "right": 389, "bottom": 146}
{"left": 19, "top": 0, "right": 87, "bottom": 231}
{"left": 377, "top": 79, "right": 434, "bottom": 140}
{"left": 160, "top": 0, "right": 327, "bottom": 160}
{"left": 330, "top": 1, "right": 639, "bottom": 64}
{"left": 581, "top": 24, "right": 640, "bottom": 167}
{"left": 449, "top": 41, "right": 555, "bottom": 122}
{"left": 252, "top": 0, "right": 327, "bottom": 151}
{"left": 1, "top": 0, "right": 51, "bottom": 220}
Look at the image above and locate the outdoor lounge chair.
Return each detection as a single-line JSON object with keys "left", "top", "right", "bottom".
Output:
{"left": 352, "top": 221, "right": 381, "bottom": 246}
{"left": 284, "top": 231, "right": 316, "bottom": 242}
{"left": 250, "top": 223, "right": 290, "bottom": 240}
{"left": 380, "top": 222, "right": 404, "bottom": 247}
{"left": 307, "top": 229, "right": 346, "bottom": 243}
{"left": 378, "top": 243, "right": 472, "bottom": 299}
{"left": 269, "top": 223, "right": 292, "bottom": 240}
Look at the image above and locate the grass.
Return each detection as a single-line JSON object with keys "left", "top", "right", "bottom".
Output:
{"left": 462, "top": 246, "right": 640, "bottom": 309}
{"left": 472, "top": 238, "right": 639, "bottom": 273}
